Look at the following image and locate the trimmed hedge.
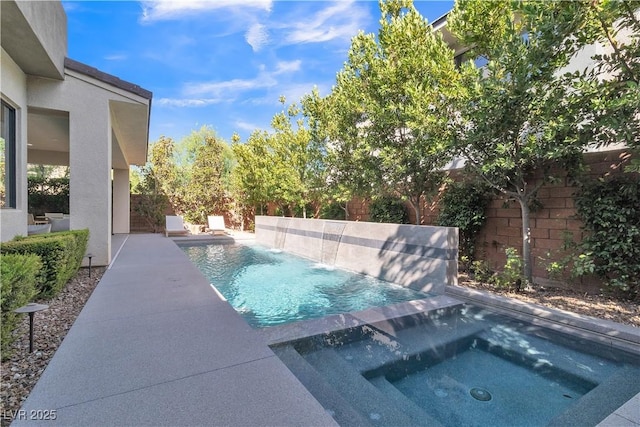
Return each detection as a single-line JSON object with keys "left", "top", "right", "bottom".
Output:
{"left": 1, "top": 253, "right": 41, "bottom": 358}
{"left": 0, "top": 231, "right": 86, "bottom": 298}
{"left": 25, "top": 229, "right": 89, "bottom": 272}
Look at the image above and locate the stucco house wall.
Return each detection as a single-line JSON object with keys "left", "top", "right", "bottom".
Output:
{"left": 1, "top": 0, "right": 151, "bottom": 266}
{"left": 0, "top": 48, "right": 29, "bottom": 241}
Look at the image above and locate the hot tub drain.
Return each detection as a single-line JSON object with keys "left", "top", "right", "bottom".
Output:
{"left": 470, "top": 387, "right": 492, "bottom": 401}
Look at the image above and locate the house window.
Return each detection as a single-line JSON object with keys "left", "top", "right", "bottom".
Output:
{"left": 1, "top": 101, "right": 17, "bottom": 208}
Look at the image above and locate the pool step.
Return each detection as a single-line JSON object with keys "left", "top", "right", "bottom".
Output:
{"left": 304, "top": 347, "right": 442, "bottom": 427}
{"left": 474, "top": 328, "right": 620, "bottom": 386}
{"left": 548, "top": 365, "right": 640, "bottom": 427}
{"left": 335, "top": 315, "right": 489, "bottom": 375}
{"left": 368, "top": 375, "right": 444, "bottom": 426}
{"left": 272, "top": 345, "right": 373, "bottom": 426}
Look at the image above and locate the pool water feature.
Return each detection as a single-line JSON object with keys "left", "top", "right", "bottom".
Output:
{"left": 179, "top": 242, "right": 430, "bottom": 328}
{"left": 272, "top": 303, "right": 640, "bottom": 427}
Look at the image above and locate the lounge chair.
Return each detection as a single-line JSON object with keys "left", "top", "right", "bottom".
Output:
{"left": 165, "top": 215, "right": 189, "bottom": 237}
{"left": 207, "top": 215, "right": 226, "bottom": 236}
{"left": 44, "top": 212, "right": 64, "bottom": 221}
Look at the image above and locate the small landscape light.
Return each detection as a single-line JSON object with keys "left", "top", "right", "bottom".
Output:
{"left": 14, "top": 303, "right": 49, "bottom": 353}
{"left": 85, "top": 253, "right": 94, "bottom": 277}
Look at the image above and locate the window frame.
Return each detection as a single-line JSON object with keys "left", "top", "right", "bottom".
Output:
{"left": 1, "top": 100, "right": 17, "bottom": 209}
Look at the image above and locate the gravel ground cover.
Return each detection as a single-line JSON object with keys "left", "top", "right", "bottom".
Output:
{"left": 459, "top": 274, "right": 640, "bottom": 328}
{"left": 1, "top": 267, "right": 637, "bottom": 426}
{"left": 1, "top": 267, "right": 105, "bottom": 426}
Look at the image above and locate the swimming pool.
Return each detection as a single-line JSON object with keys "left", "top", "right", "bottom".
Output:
{"left": 179, "top": 242, "right": 431, "bottom": 328}
{"left": 271, "top": 302, "right": 640, "bottom": 427}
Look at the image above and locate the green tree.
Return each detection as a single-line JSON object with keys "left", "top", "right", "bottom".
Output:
{"left": 324, "top": 0, "right": 467, "bottom": 224}
{"left": 231, "top": 131, "right": 272, "bottom": 216}
{"left": 129, "top": 167, "right": 143, "bottom": 194}
{"left": 302, "top": 87, "right": 371, "bottom": 220}
{"left": 149, "top": 136, "right": 182, "bottom": 213}
{"left": 149, "top": 130, "right": 234, "bottom": 224}
{"left": 557, "top": 0, "right": 640, "bottom": 169}
{"left": 449, "top": 0, "right": 590, "bottom": 284}
{"left": 271, "top": 97, "right": 327, "bottom": 218}
{"left": 181, "top": 135, "right": 230, "bottom": 224}
{"left": 232, "top": 97, "right": 327, "bottom": 219}
{"left": 132, "top": 165, "right": 168, "bottom": 233}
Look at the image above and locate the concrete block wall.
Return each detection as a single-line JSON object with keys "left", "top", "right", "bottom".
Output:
{"left": 336, "top": 150, "right": 632, "bottom": 291}
{"left": 255, "top": 216, "right": 458, "bottom": 294}
{"left": 474, "top": 149, "right": 632, "bottom": 289}
{"left": 129, "top": 194, "right": 175, "bottom": 233}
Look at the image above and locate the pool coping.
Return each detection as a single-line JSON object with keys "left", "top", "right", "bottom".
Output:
{"left": 445, "top": 285, "right": 640, "bottom": 354}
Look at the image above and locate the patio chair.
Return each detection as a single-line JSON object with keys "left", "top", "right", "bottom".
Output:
{"left": 207, "top": 215, "right": 226, "bottom": 236}
{"left": 165, "top": 215, "right": 189, "bottom": 237}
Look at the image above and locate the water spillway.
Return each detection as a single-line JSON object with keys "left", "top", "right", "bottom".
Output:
{"left": 254, "top": 216, "right": 458, "bottom": 295}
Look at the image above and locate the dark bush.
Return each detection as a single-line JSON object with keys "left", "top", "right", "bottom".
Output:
{"left": 436, "top": 181, "right": 492, "bottom": 265}
{"left": 320, "top": 202, "right": 347, "bottom": 220}
{"left": 1, "top": 253, "right": 41, "bottom": 358}
{"left": 28, "top": 176, "right": 69, "bottom": 215}
{"left": 369, "top": 195, "right": 409, "bottom": 224}
{"left": 574, "top": 175, "right": 640, "bottom": 298}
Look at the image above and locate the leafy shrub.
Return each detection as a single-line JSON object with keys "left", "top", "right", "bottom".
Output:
{"left": 494, "top": 247, "right": 524, "bottom": 290}
{"left": 369, "top": 195, "right": 409, "bottom": 224}
{"left": 1, "top": 254, "right": 41, "bottom": 358}
{"left": 470, "top": 259, "right": 494, "bottom": 282}
{"left": 574, "top": 175, "right": 640, "bottom": 297}
{"left": 436, "top": 181, "right": 492, "bottom": 265}
{"left": 28, "top": 176, "right": 69, "bottom": 215}
{"left": 1, "top": 234, "right": 75, "bottom": 297}
{"left": 320, "top": 202, "right": 347, "bottom": 220}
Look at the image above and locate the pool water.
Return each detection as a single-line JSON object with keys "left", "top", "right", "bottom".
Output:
{"left": 272, "top": 304, "right": 640, "bottom": 426}
{"left": 179, "top": 242, "right": 430, "bottom": 328}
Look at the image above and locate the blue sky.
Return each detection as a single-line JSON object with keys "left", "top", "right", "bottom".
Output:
{"left": 62, "top": 1, "right": 454, "bottom": 144}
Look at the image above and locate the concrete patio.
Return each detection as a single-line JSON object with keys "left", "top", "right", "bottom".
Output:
{"left": 13, "top": 233, "right": 639, "bottom": 426}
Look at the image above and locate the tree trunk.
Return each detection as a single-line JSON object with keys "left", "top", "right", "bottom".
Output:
{"left": 516, "top": 197, "right": 533, "bottom": 284}
{"left": 409, "top": 195, "right": 420, "bottom": 225}
{"left": 342, "top": 202, "right": 349, "bottom": 221}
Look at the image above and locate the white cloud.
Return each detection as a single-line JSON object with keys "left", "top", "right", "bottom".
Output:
{"left": 105, "top": 54, "right": 127, "bottom": 61}
{"left": 183, "top": 75, "right": 277, "bottom": 98}
{"left": 140, "top": 0, "right": 272, "bottom": 22}
{"left": 283, "top": 1, "right": 367, "bottom": 45}
{"left": 234, "top": 119, "right": 261, "bottom": 132}
{"left": 156, "top": 98, "right": 224, "bottom": 107}
{"left": 274, "top": 60, "right": 302, "bottom": 75}
{"left": 245, "top": 23, "right": 269, "bottom": 52}
{"left": 181, "top": 60, "right": 302, "bottom": 99}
